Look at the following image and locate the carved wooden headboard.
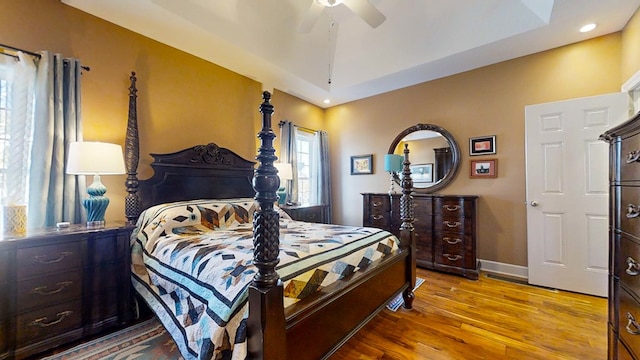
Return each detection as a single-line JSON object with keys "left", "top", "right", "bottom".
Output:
{"left": 123, "top": 72, "right": 255, "bottom": 224}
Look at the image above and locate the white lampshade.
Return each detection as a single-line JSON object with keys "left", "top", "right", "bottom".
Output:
{"left": 274, "top": 162, "right": 293, "bottom": 180}
{"left": 66, "top": 142, "right": 126, "bottom": 175}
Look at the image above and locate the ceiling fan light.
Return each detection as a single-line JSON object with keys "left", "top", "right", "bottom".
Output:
{"left": 316, "top": 0, "right": 344, "bottom": 7}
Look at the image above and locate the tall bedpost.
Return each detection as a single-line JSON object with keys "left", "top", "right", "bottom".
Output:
{"left": 124, "top": 71, "right": 141, "bottom": 225}
{"left": 400, "top": 143, "right": 416, "bottom": 309}
{"left": 247, "top": 91, "right": 286, "bottom": 360}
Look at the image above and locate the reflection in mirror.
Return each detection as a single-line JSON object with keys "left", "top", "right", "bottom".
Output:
{"left": 387, "top": 124, "right": 461, "bottom": 193}
{"left": 392, "top": 131, "right": 449, "bottom": 186}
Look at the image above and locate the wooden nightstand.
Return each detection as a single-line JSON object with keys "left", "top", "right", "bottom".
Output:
{"left": 280, "top": 204, "right": 329, "bottom": 224}
{"left": 1, "top": 222, "right": 134, "bottom": 360}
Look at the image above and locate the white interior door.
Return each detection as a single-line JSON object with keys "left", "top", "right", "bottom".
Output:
{"left": 525, "top": 93, "right": 628, "bottom": 297}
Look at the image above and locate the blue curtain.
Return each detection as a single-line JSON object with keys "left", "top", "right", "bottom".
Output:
{"left": 29, "top": 52, "right": 85, "bottom": 227}
{"left": 279, "top": 121, "right": 298, "bottom": 204}
{"left": 317, "top": 130, "right": 332, "bottom": 222}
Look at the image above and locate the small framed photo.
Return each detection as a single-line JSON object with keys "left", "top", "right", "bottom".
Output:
{"left": 351, "top": 154, "right": 373, "bottom": 175}
{"left": 469, "top": 135, "right": 496, "bottom": 156}
{"left": 470, "top": 159, "right": 497, "bottom": 178}
{"left": 410, "top": 163, "right": 434, "bottom": 183}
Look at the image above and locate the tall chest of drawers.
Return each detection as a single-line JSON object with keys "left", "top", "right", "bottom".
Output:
{"left": 0, "top": 223, "right": 134, "bottom": 360}
{"left": 362, "top": 193, "right": 479, "bottom": 279}
{"left": 602, "top": 112, "right": 640, "bottom": 359}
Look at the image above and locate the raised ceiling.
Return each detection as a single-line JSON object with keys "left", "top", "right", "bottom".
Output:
{"left": 62, "top": 0, "right": 640, "bottom": 107}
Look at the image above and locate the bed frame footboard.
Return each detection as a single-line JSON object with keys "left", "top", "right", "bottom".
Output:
{"left": 248, "top": 92, "right": 415, "bottom": 359}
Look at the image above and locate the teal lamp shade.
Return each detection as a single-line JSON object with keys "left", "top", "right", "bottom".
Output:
{"left": 274, "top": 162, "right": 293, "bottom": 205}
{"left": 384, "top": 154, "right": 403, "bottom": 194}
{"left": 384, "top": 154, "right": 403, "bottom": 173}
{"left": 66, "top": 142, "right": 126, "bottom": 227}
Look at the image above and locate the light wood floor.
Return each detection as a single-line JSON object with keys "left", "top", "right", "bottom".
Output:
{"left": 330, "top": 268, "right": 608, "bottom": 360}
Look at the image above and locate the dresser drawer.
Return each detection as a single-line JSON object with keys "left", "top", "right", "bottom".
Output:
{"left": 434, "top": 245, "right": 468, "bottom": 268}
{"left": 15, "top": 299, "right": 82, "bottom": 347}
{"left": 16, "top": 270, "right": 82, "bottom": 312}
{"left": 367, "top": 195, "right": 390, "bottom": 213}
{"left": 17, "top": 241, "right": 82, "bottom": 280}
{"left": 434, "top": 215, "right": 473, "bottom": 235}
{"left": 618, "top": 287, "right": 640, "bottom": 357}
{"left": 620, "top": 133, "right": 640, "bottom": 183}
{"left": 621, "top": 186, "right": 640, "bottom": 238}
{"left": 619, "top": 235, "right": 640, "bottom": 296}
{"left": 413, "top": 196, "right": 433, "bottom": 218}
{"left": 433, "top": 197, "right": 474, "bottom": 217}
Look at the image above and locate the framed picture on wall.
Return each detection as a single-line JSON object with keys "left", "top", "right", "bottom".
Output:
{"left": 410, "top": 163, "right": 434, "bottom": 183}
{"left": 469, "top": 135, "right": 497, "bottom": 156}
{"left": 470, "top": 159, "right": 497, "bottom": 178}
{"left": 350, "top": 154, "right": 373, "bottom": 175}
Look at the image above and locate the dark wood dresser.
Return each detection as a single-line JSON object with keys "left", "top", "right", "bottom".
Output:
{"left": 362, "top": 193, "right": 479, "bottom": 279}
{"left": 0, "top": 223, "right": 134, "bottom": 360}
{"left": 602, "top": 112, "right": 640, "bottom": 359}
{"left": 280, "top": 204, "right": 329, "bottom": 223}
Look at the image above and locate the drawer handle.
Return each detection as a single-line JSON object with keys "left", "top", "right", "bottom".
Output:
{"left": 444, "top": 221, "right": 461, "bottom": 228}
{"left": 444, "top": 205, "right": 460, "bottom": 212}
{"left": 627, "top": 312, "right": 640, "bottom": 335}
{"left": 444, "top": 237, "right": 462, "bottom": 245}
{"left": 627, "top": 150, "right": 640, "bottom": 164}
{"left": 627, "top": 204, "right": 640, "bottom": 219}
{"left": 372, "top": 215, "right": 384, "bottom": 220}
{"left": 33, "top": 251, "right": 72, "bottom": 264}
{"left": 443, "top": 254, "right": 462, "bottom": 261}
{"left": 30, "top": 281, "right": 73, "bottom": 296}
{"left": 627, "top": 257, "right": 640, "bottom": 276}
{"left": 306, "top": 213, "right": 316, "bottom": 220}
{"left": 372, "top": 201, "right": 383, "bottom": 207}
{"left": 29, "top": 311, "right": 73, "bottom": 328}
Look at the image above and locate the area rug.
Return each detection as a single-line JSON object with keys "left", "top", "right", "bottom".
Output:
{"left": 386, "top": 277, "right": 425, "bottom": 311}
{"left": 42, "top": 318, "right": 182, "bottom": 360}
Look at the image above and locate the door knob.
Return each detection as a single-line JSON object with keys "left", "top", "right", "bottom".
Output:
{"left": 530, "top": 201, "right": 539, "bottom": 207}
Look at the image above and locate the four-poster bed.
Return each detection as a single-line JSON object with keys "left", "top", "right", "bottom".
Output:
{"left": 123, "top": 72, "right": 417, "bottom": 359}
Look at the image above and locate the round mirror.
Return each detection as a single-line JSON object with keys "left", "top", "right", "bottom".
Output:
{"left": 387, "top": 124, "right": 461, "bottom": 193}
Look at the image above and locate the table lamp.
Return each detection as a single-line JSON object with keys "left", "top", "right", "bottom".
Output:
{"left": 66, "top": 142, "right": 126, "bottom": 227}
{"left": 274, "top": 162, "right": 293, "bottom": 205}
{"left": 384, "top": 154, "right": 403, "bottom": 194}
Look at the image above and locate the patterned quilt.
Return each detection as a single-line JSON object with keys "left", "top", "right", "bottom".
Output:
{"left": 131, "top": 198, "right": 399, "bottom": 360}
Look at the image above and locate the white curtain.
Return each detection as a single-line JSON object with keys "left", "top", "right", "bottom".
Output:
{"left": 28, "top": 52, "right": 85, "bottom": 228}
{"left": 2, "top": 52, "right": 36, "bottom": 207}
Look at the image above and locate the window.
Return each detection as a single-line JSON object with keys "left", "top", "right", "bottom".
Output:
{"left": 295, "top": 129, "right": 319, "bottom": 206}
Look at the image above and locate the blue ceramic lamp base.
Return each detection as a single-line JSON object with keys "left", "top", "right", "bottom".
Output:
{"left": 84, "top": 174, "right": 110, "bottom": 228}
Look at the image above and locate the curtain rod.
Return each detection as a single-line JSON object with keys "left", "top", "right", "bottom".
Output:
{"left": 278, "top": 121, "right": 317, "bottom": 134}
{"left": 0, "top": 43, "right": 91, "bottom": 72}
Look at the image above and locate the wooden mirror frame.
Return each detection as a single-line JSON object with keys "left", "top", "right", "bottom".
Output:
{"left": 387, "top": 123, "right": 461, "bottom": 193}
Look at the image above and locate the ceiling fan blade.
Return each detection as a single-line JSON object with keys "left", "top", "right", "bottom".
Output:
{"left": 299, "top": 1, "right": 325, "bottom": 33}
{"left": 343, "top": 0, "right": 386, "bottom": 28}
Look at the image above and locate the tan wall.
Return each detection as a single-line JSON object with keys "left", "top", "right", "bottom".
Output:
{"left": 327, "top": 34, "right": 623, "bottom": 266}
{"left": 0, "top": 0, "right": 315, "bottom": 224}
{"left": 622, "top": 6, "right": 640, "bottom": 83}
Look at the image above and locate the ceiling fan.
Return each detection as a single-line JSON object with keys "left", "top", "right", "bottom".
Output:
{"left": 299, "top": 0, "right": 386, "bottom": 33}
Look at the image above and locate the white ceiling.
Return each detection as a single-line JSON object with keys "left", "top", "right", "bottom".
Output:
{"left": 61, "top": 0, "right": 640, "bottom": 108}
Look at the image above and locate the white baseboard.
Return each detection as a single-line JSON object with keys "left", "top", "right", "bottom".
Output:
{"left": 478, "top": 259, "right": 528, "bottom": 280}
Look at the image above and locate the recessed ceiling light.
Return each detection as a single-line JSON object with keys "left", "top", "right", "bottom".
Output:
{"left": 580, "top": 23, "right": 597, "bottom": 33}
{"left": 323, "top": 99, "right": 331, "bottom": 104}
